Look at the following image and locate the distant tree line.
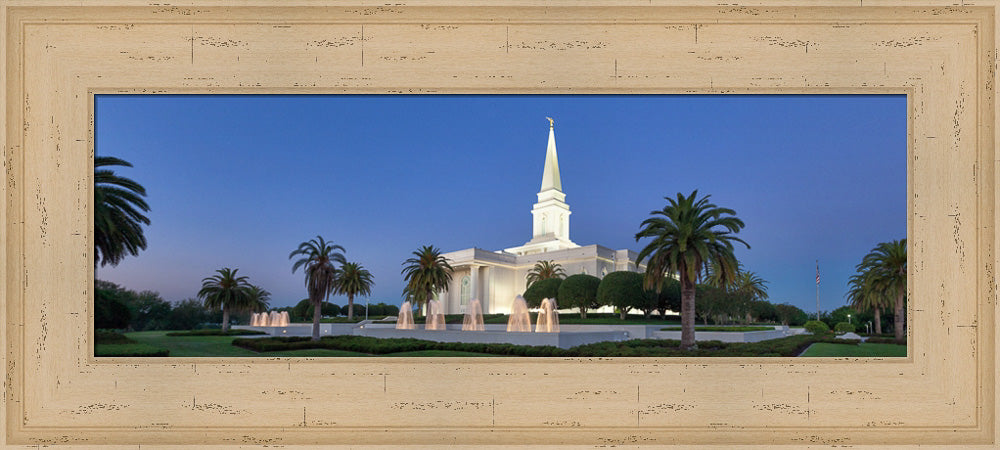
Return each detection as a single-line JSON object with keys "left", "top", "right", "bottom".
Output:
{"left": 95, "top": 279, "right": 395, "bottom": 332}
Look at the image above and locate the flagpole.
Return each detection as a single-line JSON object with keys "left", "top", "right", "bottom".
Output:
{"left": 815, "top": 259, "right": 820, "bottom": 321}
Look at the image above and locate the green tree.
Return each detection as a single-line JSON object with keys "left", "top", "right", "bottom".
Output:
{"left": 523, "top": 277, "right": 562, "bottom": 309}
{"left": 290, "top": 236, "right": 347, "bottom": 341}
{"left": 635, "top": 191, "right": 749, "bottom": 350}
{"left": 335, "top": 261, "right": 374, "bottom": 320}
{"left": 94, "top": 285, "right": 132, "bottom": 329}
{"left": 732, "top": 271, "right": 768, "bottom": 323}
{"left": 856, "top": 239, "right": 907, "bottom": 342}
{"left": 197, "top": 268, "right": 252, "bottom": 332}
{"left": 401, "top": 245, "right": 454, "bottom": 317}
{"left": 846, "top": 270, "right": 891, "bottom": 335}
{"left": 245, "top": 285, "right": 272, "bottom": 314}
{"left": 597, "top": 271, "right": 645, "bottom": 319}
{"left": 774, "top": 303, "right": 808, "bottom": 326}
{"left": 94, "top": 156, "right": 150, "bottom": 268}
{"left": 648, "top": 276, "right": 681, "bottom": 319}
{"left": 168, "top": 298, "right": 211, "bottom": 330}
{"left": 525, "top": 260, "right": 567, "bottom": 288}
{"left": 557, "top": 274, "right": 602, "bottom": 318}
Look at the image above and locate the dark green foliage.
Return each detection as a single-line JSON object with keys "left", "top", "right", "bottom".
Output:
{"left": 804, "top": 320, "right": 831, "bottom": 335}
{"left": 232, "top": 334, "right": 852, "bottom": 358}
{"left": 94, "top": 287, "right": 132, "bottom": 329}
{"left": 660, "top": 326, "right": 774, "bottom": 332}
{"left": 834, "top": 322, "right": 855, "bottom": 333}
{"left": 94, "top": 329, "right": 134, "bottom": 344}
{"left": 94, "top": 156, "right": 150, "bottom": 267}
{"left": 774, "top": 303, "right": 809, "bottom": 326}
{"left": 823, "top": 305, "right": 857, "bottom": 329}
{"left": 94, "top": 343, "right": 170, "bottom": 357}
{"left": 366, "top": 303, "right": 399, "bottom": 316}
{"left": 597, "top": 271, "right": 646, "bottom": 318}
{"left": 649, "top": 276, "right": 682, "bottom": 318}
{"left": 165, "top": 329, "right": 267, "bottom": 336}
{"left": 293, "top": 299, "right": 339, "bottom": 321}
{"left": 523, "top": 277, "right": 562, "bottom": 308}
{"left": 558, "top": 274, "right": 602, "bottom": 318}
{"left": 749, "top": 300, "right": 778, "bottom": 323}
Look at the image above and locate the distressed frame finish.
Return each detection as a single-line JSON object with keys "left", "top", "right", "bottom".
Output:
{"left": 2, "top": 1, "right": 997, "bottom": 447}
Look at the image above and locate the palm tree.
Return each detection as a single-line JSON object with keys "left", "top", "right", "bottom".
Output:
{"left": 732, "top": 270, "right": 768, "bottom": 323}
{"left": 855, "top": 239, "right": 906, "bottom": 341}
{"left": 525, "top": 260, "right": 567, "bottom": 288}
{"left": 94, "top": 156, "right": 150, "bottom": 267}
{"left": 635, "top": 190, "right": 749, "bottom": 350}
{"left": 401, "top": 245, "right": 454, "bottom": 317}
{"left": 198, "top": 268, "right": 252, "bottom": 332}
{"left": 846, "top": 271, "right": 890, "bottom": 335}
{"left": 245, "top": 285, "right": 272, "bottom": 314}
{"left": 289, "top": 236, "right": 346, "bottom": 341}
{"left": 335, "top": 261, "right": 374, "bottom": 320}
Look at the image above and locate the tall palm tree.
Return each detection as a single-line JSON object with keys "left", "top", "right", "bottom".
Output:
{"left": 525, "top": 260, "right": 567, "bottom": 288}
{"left": 245, "top": 285, "right": 272, "bottom": 314}
{"left": 846, "top": 271, "right": 890, "bottom": 335}
{"left": 289, "top": 236, "right": 346, "bottom": 341}
{"left": 94, "top": 156, "right": 150, "bottom": 267}
{"left": 335, "top": 261, "right": 374, "bottom": 320}
{"left": 856, "top": 239, "right": 906, "bottom": 341}
{"left": 730, "top": 270, "right": 768, "bottom": 323}
{"left": 401, "top": 245, "right": 454, "bottom": 317}
{"left": 198, "top": 268, "right": 252, "bottom": 332}
{"left": 635, "top": 190, "right": 749, "bottom": 350}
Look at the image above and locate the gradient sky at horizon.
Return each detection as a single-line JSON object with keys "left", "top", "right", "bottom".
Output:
{"left": 95, "top": 94, "right": 905, "bottom": 314}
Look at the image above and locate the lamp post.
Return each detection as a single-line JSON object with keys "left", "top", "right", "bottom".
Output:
{"left": 847, "top": 314, "right": 851, "bottom": 324}
{"left": 365, "top": 298, "right": 369, "bottom": 321}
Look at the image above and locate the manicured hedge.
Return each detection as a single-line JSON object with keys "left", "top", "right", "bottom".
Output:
{"left": 865, "top": 336, "right": 906, "bottom": 344}
{"left": 232, "top": 334, "right": 855, "bottom": 357}
{"left": 660, "top": 326, "right": 774, "bottom": 332}
{"left": 165, "top": 329, "right": 267, "bottom": 336}
{"left": 804, "top": 320, "right": 830, "bottom": 335}
{"left": 95, "top": 329, "right": 134, "bottom": 344}
{"left": 95, "top": 343, "right": 170, "bottom": 357}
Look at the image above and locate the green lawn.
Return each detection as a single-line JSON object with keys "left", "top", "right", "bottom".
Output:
{"left": 799, "top": 342, "right": 907, "bottom": 357}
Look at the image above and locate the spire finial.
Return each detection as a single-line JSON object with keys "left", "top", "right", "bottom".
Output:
{"left": 546, "top": 117, "right": 554, "bottom": 128}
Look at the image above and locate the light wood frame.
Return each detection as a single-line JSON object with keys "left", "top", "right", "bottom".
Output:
{"left": 1, "top": 1, "right": 997, "bottom": 447}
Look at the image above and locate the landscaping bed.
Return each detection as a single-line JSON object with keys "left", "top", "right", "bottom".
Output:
{"left": 232, "top": 334, "right": 857, "bottom": 357}
{"left": 659, "top": 326, "right": 775, "bottom": 332}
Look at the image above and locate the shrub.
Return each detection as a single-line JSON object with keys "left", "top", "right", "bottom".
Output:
{"left": 523, "top": 278, "right": 562, "bottom": 308}
{"left": 597, "top": 271, "right": 646, "bottom": 319}
{"left": 95, "top": 343, "right": 170, "bottom": 357}
{"left": 558, "top": 274, "right": 602, "bottom": 318}
{"left": 95, "top": 288, "right": 132, "bottom": 330}
{"left": 833, "top": 322, "right": 855, "bottom": 333}
{"left": 94, "top": 329, "right": 134, "bottom": 344}
{"left": 804, "top": 320, "right": 830, "bottom": 335}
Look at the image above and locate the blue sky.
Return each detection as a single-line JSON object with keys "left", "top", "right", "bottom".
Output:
{"left": 95, "top": 94, "right": 905, "bottom": 314}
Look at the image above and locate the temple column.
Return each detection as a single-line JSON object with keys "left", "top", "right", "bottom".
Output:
{"left": 469, "top": 265, "right": 479, "bottom": 314}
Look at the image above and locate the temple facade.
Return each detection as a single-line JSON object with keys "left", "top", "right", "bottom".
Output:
{"left": 437, "top": 120, "right": 645, "bottom": 314}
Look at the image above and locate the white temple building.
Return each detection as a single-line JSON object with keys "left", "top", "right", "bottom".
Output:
{"left": 437, "top": 119, "right": 646, "bottom": 314}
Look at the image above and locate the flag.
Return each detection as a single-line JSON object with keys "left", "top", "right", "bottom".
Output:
{"left": 815, "top": 261, "right": 820, "bottom": 285}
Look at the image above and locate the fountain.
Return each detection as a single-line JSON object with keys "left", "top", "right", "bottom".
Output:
{"left": 396, "top": 301, "right": 415, "bottom": 330}
{"left": 462, "top": 299, "right": 485, "bottom": 331}
{"left": 507, "top": 295, "right": 532, "bottom": 332}
{"left": 250, "top": 311, "right": 289, "bottom": 327}
{"left": 425, "top": 300, "right": 446, "bottom": 330}
{"left": 535, "top": 297, "right": 560, "bottom": 333}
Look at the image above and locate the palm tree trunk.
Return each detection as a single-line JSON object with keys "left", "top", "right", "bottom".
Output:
{"left": 311, "top": 298, "right": 322, "bottom": 341}
{"left": 894, "top": 288, "right": 905, "bottom": 343}
{"left": 680, "top": 281, "right": 696, "bottom": 350}
{"left": 348, "top": 294, "right": 354, "bottom": 320}
{"left": 620, "top": 308, "right": 627, "bottom": 320}
{"left": 874, "top": 307, "right": 882, "bottom": 335}
{"left": 580, "top": 307, "right": 587, "bottom": 319}
{"left": 221, "top": 305, "right": 230, "bottom": 332}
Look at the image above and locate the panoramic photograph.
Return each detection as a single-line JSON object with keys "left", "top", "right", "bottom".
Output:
{"left": 93, "top": 94, "right": 906, "bottom": 358}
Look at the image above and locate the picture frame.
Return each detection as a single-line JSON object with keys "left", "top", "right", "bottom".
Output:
{"left": 2, "top": 1, "right": 996, "bottom": 447}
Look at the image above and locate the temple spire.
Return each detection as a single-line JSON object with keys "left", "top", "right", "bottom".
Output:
{"left": 540, "top": 118, "right": 562, "bottom": 192}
